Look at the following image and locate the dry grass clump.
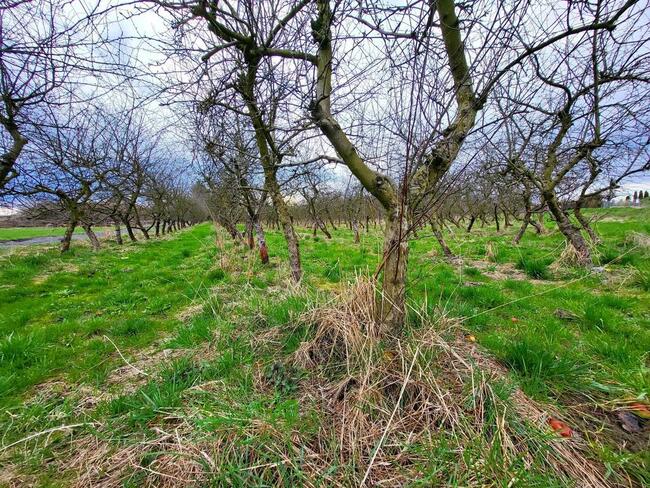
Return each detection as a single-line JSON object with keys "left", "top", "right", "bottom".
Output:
{"left": 61, "top": 427, "right": 207, "bottom": 488}
{"left": 291, "top": 278, "right": 614, "bottom": 487}
{"left": 625, "top": 231, "right": 650, "bottom": 249}
{"left": 550, "top": 241, "right": 585, "bottom": 270}
{"left": 484, "top": 241, "right": 498, "bottom": 262}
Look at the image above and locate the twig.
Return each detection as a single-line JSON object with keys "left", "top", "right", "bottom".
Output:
{"left": 361, "top": 344, "right": 420, "bottom": 487}
{"left": 0, "top": 423, "right": 98, "bottom": 452}
{"left": 103, "top": 335, "right": 149, "bottom": 377}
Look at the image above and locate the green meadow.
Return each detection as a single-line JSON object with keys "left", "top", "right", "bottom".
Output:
{"left": 0, "top": 227, "right": 90, "bottom": 241}
{"left": 0, "top": 207, "right": 648, "bottom": 487}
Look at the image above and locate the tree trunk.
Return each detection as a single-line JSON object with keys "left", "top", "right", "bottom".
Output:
{"left": 493, "top": 204, "right": 500, "bottom": 232}
{"left": 378, "top": 206, "right": 409, "bottom": 331}
{"left": 253, "top": 218, "right": 269, "bottom": 264}
{"left": 430, "top": 221, "right": 454, "bottom": 259}
{"left": 544, "top": 192, "right": 592, "bottom": 265}
{"left": 123, "top": 219, "right": 138, "bottom": 242}
{"left": 317, "top": 217, "right": 332, "bottom": 238}
{"left": 352, "top": 219, "right": 360, "bottom": 243}
{"left": 114, "top": 221, "right": 124, "bottom": 245}
{"left": 574, "top": 206, "right": 600, "bottom": 244}
{"left": 535, "top": 213, "right": 547, "bottom": 234}
{"left": 60, "top": 219, "right": 77, "bottom": 253}
{"left": 82, "top": 224, "right": 101, "bottom": 251}
{"left": 503, "top": 209, "right": 512, "bottom": 227}
{"left": 513, "top": 213, "right": 530, "bottom": 245}
{"left": 246, "top": 220, "right": 255, "bottom": 249}
{"left": 466, "top": 215, "right": 476, "bottom": 233}
{"left": 0, "top": 121, "right": 28, "bottom": 190}
{"left": 155, "top": 220, "right": 160, "bottom": 238}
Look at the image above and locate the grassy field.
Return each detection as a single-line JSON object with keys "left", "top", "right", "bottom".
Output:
{"left": 0, "top": 207, "right": 648, "bottom": 486}
{"left": 0, "top": 227, "right": 88, "bottom": 241}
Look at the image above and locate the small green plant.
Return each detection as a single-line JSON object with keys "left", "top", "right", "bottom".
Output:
{"left": 516, "top": 256, "right": 550, "bottom": 279}
{"left": 494, "top": 335, "right": 588, "bottom": 397}
{"left": 263, "top": 362, "right": 300, "bottom": 394}
{"left": 324, "top": 260, "right": 341, "bottom": 282}
{"left": 207, "top": 268, "right": 226, "bottom": 281}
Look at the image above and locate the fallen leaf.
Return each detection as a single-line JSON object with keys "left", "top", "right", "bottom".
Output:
{"left": 629, "top": 403, "right": 650, "bottom": 420}
{"left": 466, "top": 335, "right": 476, "bottom": 343}
{"left": 617, "top": 411, "right": 642, "bottom": 433}
{"left": 547, "top": 417, "right": 573, "bottom": 437}
{"left": 510, "top": 317, "right": 519, "bottom": 323}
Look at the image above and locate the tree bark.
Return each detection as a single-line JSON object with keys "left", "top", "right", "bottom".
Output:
{"left": 114, "top": 220, "right": 124, "bottom": 245}
{"left": 60, "top": 219, "right": 77, "bottom": 253}
{"left": 0, "top": 119, "right": 28, "bottom": 189}
{"left": 430, "top": 220, "right": 455, "bottom": 259}
{"left": 253, "top": 218, "right": 269, "bottom": 264}
{"left": 379, "top": 207, "right": 409, "bottom": 331}
{"left": 82, "top": 224, "right": 101, "bottom": 251}
{"left": 544, "top": 192, "right": 592, "bottom": 265}
{"left": 513, "top": 213, "right": 530, "bottom": 245}
{"left": 574, "top": 206, "right": 600, "bottom": 244}
{"left": 466, "top": 215, "right": 476, "bottom": 233}
{"left": 352, "top": 218, "right": 360, "bottom": 243}
{"left": 123, "top": 218, "right": 138, "bottom": 242}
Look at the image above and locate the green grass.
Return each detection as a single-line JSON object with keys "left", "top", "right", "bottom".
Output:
{"left": 0, "top": 207, "right": 648, "bottom": 486}
{"left": 0, "top": 226, "right": 92, "bottom": 241}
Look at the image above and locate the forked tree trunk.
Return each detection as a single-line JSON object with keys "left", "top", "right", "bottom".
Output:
{"left": 83, "top": 224, "right": 101, "bottom": 251}
{"left": 544, "top": 192, "right": 592, "bottom": 265}
{"left": 378, "top": 206, "right": 409, "bottom": 330}
{"left": 60, "top": 219, "right": 77, "bottom": 253}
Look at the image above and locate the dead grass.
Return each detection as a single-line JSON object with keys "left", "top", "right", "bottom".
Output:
{"left": 550, "top": 242, "right": 585, "bottom": 270}
{"left": 289, "top": 278, "right": 616, "bottom": 486}
{"left": 60, "top": 427, "right": 208, "bottom": 487}
{"left": 624, "top": 232, "right": 650, "bottom": 250}
{"left": 175, "top": 303, "right": 205, "bottom": 323}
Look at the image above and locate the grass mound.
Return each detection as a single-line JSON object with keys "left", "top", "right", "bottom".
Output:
{"left": 290, "top": 278, "right": 612, "bottom": 486}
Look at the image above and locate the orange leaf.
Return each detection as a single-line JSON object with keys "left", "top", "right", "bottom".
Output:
{"left": 629, "top": 403, "right": 650, "bottom": 419}
{"left": 547, "top": 418, "right": 573, "bottom": 437}
{"left": 466, "top": 335, "right": 476, "bottom": 343}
